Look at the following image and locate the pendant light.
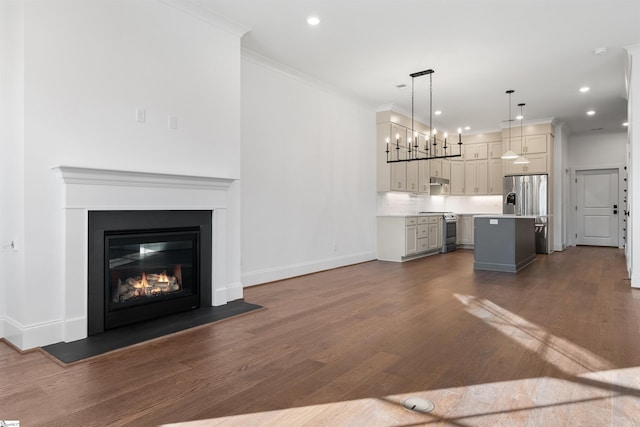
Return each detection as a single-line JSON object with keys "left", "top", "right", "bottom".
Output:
{"left": 501, "top": 90, "right": 519, "bottom": 160}
{"left": 513, "top": 103, "right": 530, "bottom": 165}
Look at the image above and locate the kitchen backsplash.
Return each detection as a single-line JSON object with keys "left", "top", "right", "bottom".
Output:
{"left": 377, "top": 193, "right": 502, "bottom": 215}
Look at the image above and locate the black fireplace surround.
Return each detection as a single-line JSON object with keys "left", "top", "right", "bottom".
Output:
{"left": 88, "top": 210, "right": 212, "bottom": 336}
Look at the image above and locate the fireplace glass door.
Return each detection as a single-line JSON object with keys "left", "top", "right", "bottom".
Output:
{"left": 104, "top": 229, "right": 200, "bottom": 330}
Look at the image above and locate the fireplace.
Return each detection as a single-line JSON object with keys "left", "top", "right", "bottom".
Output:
{"left": 88, "top": 210, "right": 212, "bottom": 335}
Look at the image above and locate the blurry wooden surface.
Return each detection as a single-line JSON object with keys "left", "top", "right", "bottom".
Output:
{"left": 2, "top": 247, "right": 640, "bottom": 426}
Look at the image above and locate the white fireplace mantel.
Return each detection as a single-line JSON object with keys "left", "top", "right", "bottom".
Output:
{"left": 52, "top": 166, "right": 242, "bottom": 344}
{"left": 53, "top": 166, "right": 235, "bottom": 190}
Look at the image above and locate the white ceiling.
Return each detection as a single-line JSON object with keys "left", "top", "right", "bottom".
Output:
{"left": 197, "top": 0, "right": 640, "bottom": 135}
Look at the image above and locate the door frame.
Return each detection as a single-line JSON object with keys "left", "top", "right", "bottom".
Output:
{"left": 569, "top": 164, "right": 626, "bottom": 249}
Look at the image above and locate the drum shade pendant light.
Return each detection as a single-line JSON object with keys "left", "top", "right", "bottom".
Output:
{"left": 501, "top": 90, "right": 519, "bottom": 160}
{"left": 513, "top": 103, "right": 530, "bottom": 165}
{"left": 386, "top": 69, "right": 462, "bottom": 163}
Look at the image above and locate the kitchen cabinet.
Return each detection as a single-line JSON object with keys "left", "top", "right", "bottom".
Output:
{"left": 450, "top": 161, "right": 465, "bottom": 195}
{"left": 507, "top": 134, "right": 548, "bottom": 155}
{"left": 390, "top": 125, "right": 409, "bottom": 191}
{"left": 488, "top": 158, "right": 503, "bottom": 194}
{"left": 428, "top": 217, "right": 440, "bottom": 251}
{"left": 377, "top": 215, "right": 442, "bottom": 262}
{"left": 406, "top": 157, "right": 419, "bottom": 193}
{"left": 377, "top": 115, "right": 434, "bottom": 193}
{"left": 474, "top": 216, "right": 536, "bottom": 272}
{"left": 504, "top": 153, "right": 548, "bottom": 175}
{"left": 405, "top": 224, "right": 418, "bottom": 255}
{"left": 464, "top": 160, "right": 488, "bottom": 194}
{"left": 406, "top": 134, "right": 429, "bottom": 193}
{"left": 489, "top": 141, "right": 503, "bottom": 159}
{"left": 418, "top": 155, "right": 430, "bottom": 194}
{"left": 430, "top": 158, "right": 442, "bottom": 178}
{"left": 464, "top": 143, "right": 488, "bottom": 160}
{"left": 502, "top": 133, "right": 551, "bottom": 174}
{"left": 442, "top": 159, "right": 451, "bottom": 180}
{"left": 377, "top": 122, "right": 416, "bottom": 192}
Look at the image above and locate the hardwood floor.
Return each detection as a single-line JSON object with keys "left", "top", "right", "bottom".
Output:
{"left": 2, "top": 247, "right": 640, "bottom": 426}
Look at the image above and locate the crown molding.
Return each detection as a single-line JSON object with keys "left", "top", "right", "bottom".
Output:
{"left": 160, "top": 0, "right": 250, "bottom": 38}
{"left": 242, "top": 48, "right": 375, "bottom": 109}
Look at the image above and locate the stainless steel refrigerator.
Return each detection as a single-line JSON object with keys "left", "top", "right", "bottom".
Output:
{"left": 503, "top": 174, "right": 550, "bottom": 253}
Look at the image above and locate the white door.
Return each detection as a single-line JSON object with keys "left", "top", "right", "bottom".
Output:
{"left": 576, "top": 169, "right": 619, "bottom": 246}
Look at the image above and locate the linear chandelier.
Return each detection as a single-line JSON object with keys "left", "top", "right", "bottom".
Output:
{"left": 386, "top": 69, "right": 462, "bottom": 163}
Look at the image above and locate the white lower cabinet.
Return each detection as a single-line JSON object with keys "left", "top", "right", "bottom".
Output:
{"left": 405, "top": 225, "right": 418, "bottom": 255}
{"left": 377, "top": 215, "right": 443, "bottom": 262}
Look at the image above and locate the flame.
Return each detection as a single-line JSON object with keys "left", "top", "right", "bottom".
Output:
{"left": 119, "top": 270, "right": 181, "bottom": 302}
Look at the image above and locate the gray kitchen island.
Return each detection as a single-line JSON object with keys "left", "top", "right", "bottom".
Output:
{"left": 473, "top": 215, "right": 536, "bottom": 272}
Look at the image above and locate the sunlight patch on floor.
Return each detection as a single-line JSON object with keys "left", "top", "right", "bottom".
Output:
{"left": 453, "top": 293, "right": 613, "bottom": 375}
{"left": 161, "top": 295, "right": 638, "bottom": 426}
{"left": 162, "top": 369, "right": 640, "bottom": 426}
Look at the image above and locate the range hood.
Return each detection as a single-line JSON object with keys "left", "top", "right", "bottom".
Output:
{"left": 429, "top": 177, "right": 449, "bottom": 185}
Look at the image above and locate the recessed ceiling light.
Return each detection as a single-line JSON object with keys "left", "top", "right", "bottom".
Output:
{"left": 306, "top": 16, "right": 320, "bottom": 26}
{"left": 434, "top": 110, "right": 442, "bottom": 116}
{"left": 580, "top": 86, "right": 590, "bottom": 93}
{"left": 593, "top": 47, "right": 607, "bottom": 55}
{"left": 623, "top": 122, "right": 629, "bottom": 127}
{"left": 516, "top": 114, "right": 523, "bottom": 120}
{"left": 587, "top": 110, "right": 596, "bottom": 116}
{"left": 464, "top": 126, "right": 471, "bottom": 131}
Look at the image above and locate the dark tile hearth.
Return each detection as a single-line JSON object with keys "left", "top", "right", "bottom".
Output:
{"left": 42, "top": 301, "right": 263, "bottom": 364}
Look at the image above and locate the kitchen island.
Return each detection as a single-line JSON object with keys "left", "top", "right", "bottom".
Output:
{"left": 473, "top": 215, "right": 536, "bottom": 272}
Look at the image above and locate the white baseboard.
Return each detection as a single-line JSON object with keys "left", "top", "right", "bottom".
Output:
{"left": 241, "top": 251, "right": 376, "bottom": 287}
{"left": 0, "top": 315, "right": 65, "bottom": 351}
{"left": 64, "top": 316, "right": 88, "bottom": 343}
{"left": 213, "top": 282, "right": 243, "bottom": 306}
{"left": 631, "top": 272, "right": 640, "bottom": 288}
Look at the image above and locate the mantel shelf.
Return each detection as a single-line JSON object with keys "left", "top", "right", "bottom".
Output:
{"left": 52, "top": 166, "right": 235, "bottom": 190}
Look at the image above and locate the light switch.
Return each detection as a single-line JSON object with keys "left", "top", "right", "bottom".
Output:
{"left": 168, "top": 115, "right": 178, "bottom": 129}
{"left": 136, "top": 108, "right": 146, "bottom": 123}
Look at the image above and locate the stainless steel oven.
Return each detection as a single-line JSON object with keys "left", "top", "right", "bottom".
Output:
{"left": 418, "top": 212, "right": 457, "bottom": 253}
{"left": 441, "top": 212, "right": 457, "bottom": 253}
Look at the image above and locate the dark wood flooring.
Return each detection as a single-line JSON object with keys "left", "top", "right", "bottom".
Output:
{"left": 1, "top": 247, "right": 639, "bottom": 426}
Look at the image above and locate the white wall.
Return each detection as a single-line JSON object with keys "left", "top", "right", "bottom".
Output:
{"left": 627, "top": 44, "right": 640, "bottom": 287}
{"left": 568, "top": 132, "right": 627, "bottom": 167}
{"left": 567, "top": 130, "right": 627, "bottom": 249}
{"left": 1, "top": 0, "right": 245, "bottom": 349}
{"left": 240, "top": 53, "right": 377, "bottom": 286}
{"left": 553, "top": 122, "right": 570, "bottom": 251}
{"left": 0, "top": 0, "right": 26, "bottom": 344}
